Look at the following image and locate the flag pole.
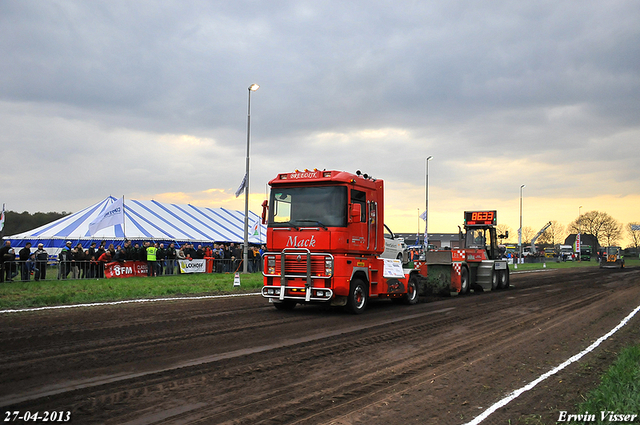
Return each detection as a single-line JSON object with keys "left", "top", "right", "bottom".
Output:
{"left": 0, "top": 203, "right": 5, "bottom": 241}
{"left": 122, "top": 195, "right": 126, "bottom": 240}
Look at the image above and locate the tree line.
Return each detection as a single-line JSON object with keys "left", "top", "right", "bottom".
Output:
{"left": 497, "top": 210, "right": 640, "bottom": 249}
{"left": 1, "top": 210, "right": 71, "bottom": 237}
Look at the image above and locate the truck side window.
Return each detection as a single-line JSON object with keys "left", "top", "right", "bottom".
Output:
{"left": 351, "top": 189, "right": 367, "bottom": 222}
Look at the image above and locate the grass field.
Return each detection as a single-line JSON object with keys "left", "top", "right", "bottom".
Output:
{"left": 1, "top": 258, "right": 637, "bottom": 310}
{"left": 509, "top": 258, "right": 640, "bottom": 272}
{"left": 0, "top": 271, "right": 264, "bottom": 310}
{"left": 572, "top": 344, "right": 640, "bottom": 424}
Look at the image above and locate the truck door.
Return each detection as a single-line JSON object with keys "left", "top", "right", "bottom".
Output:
{"left": 351, "top": 189, "right": 368, "bottom": 252}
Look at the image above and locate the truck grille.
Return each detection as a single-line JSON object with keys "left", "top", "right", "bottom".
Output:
{"left": 276, "top": 255, "right": 325, "bottom": 276}
{"left": 263, "top": 249, "right": 333, "bottom": 279}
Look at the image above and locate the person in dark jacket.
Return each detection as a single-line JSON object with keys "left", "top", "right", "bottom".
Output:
{"left": 0, "top": 240, "right": 10, "bottom": 282}
{"left": 19, "top": 242, "right": 32, "bottom": 281}
{"left": 1, "top": 242, "right": 16, "bottom": 282}
{"left": 165, "top": 243, "right": 176, "bottom": 275}
{"left": 34, "top": 243, "right": 48, "bottom": 281}
{"left": 156, "top": 243, "right": 165, "bottom": 275}
{"left": 58, "top": 241, "right": 73, "bottom": 279}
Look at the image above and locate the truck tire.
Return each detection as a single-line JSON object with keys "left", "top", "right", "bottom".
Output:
{"left": 460, "top": 267, "right": 470, "bottom": 294}
{"left": 491, "top": 267, "right": 498, "bottom": 291}
{"left": 498, "top": 268, "right": 510, "bottom": 289}
{"left": 346, "top": 279, "right": 368, "bottom": 314}
{"left": 402, "top": 276, "right": 419, "bottom": 305}
{"left": 273, "top": 300, "right": 296, "bottom": 311}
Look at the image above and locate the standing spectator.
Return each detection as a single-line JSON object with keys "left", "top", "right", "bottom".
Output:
{"left": 123, "top": 240, "right": 135, "bottom": 260}
{"left": 195, "top": 244, "right": 205, "bottom": 260}
{"left": 3, "top": 248, "right": 17, "bottom": 281}
{"left": 247, "top": 245, "right": 255, "bottom": 272}
{"left": 87, "top": 242, "right": 97, "bottom": 276}
{"left": 146, "top": 241, "right": 157, "bottom": 277}
{"left": 176, "top": 244, "right": 186, "bottom": 273}
{"left": 34, "top": 243, "right": 48, "bottom": 281}
{"left": 165, "top": 242, "right": 176, "bottom": 275}
{"left": 70, "top": 247, "right": 80, "bottom": 279}
{"left": 19, "top": 242, "right": 32, "bottom": 281}
{"left": 230, "top": 243, "right": 241, "bottom": 272}
{"left": 0, "top": 240, "right": 11, "bottom": 282}
{"left": 95, "top": 243, "right": 106, "bottom": 264}
{"left": 75, "top": 244, "right": 88, "bottom": 278}
{"left": 58, "top": 241, "right": 73, "bottom": 279}
{"left": 156, "top": 243, "right": 165, "bottom": 275}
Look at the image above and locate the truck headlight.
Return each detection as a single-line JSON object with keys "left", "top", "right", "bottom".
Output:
{"left": 325, "top": 257, "right": 333, "bottom": 276}
{"left": 266, "top": 256, "right": 276, "bottom": 274}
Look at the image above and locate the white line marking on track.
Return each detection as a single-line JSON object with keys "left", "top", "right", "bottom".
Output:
{"left": 463, "top": 303, "right": 640, "bottom": 425}
{"left": 511, "top": 269, "right": 552, "bottom": 274}
{"left": 0, "top": 292, "right": 261, "bottom": 314}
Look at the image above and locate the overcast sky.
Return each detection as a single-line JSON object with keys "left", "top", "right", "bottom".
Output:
{"left": 2, "top": 1, "right": 639, "bottom": 242}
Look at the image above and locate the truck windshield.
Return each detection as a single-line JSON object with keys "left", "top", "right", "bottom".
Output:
{"left": 269, "top": 186, "right": 347, "bottom": 228}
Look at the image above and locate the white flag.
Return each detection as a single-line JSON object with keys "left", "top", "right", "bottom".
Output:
{"left": 0, "top": 204, "right": 5, "bottom": 232}
{"left": 88, "top": 197, "right": 125, "bottom": 236}
{"left": 251, "top": 218, "right": 260, "bottom": 236}
{"left": 235, "top": 173, "right": 247, "bottom": 198}
{"left": 419, "top": 211, "right": 427, "bottom": 221}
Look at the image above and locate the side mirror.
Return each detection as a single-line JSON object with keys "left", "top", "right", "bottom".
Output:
{"left": 350, "top": 204, "right": 362, "bottom": 223}
{"left": 261, "top": 200, "right": 268, "bottom": 225}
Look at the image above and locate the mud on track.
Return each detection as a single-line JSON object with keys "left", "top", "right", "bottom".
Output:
{"left": 1, "top": 267, "right": 639, "bottom": 424}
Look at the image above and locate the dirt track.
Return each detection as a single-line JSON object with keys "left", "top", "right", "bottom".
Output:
{"left": 1, "top": 267, "right": 639, "bottom": 425}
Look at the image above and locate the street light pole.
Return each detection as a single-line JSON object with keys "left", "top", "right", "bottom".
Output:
{"left": 424, "top": 156, "right": 433, "bottom": 251}
{"left": 577, "top": 205, "right": 582, "bottom": 262}
{"left": 518, "top": 184, "right": 525, "bottom": 262}
{"left": 243, "top": 83, "right": 259, "bottom": 273}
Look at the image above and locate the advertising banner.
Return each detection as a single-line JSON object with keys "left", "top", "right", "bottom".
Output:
{"left": 383, "top": 258, "right": 405, "bottom": 278}
{"left": 104, "top": 261, "right": 148, "bottom": 279}
{"left": 178, "top": 259, "right": 207, "bottom": 274}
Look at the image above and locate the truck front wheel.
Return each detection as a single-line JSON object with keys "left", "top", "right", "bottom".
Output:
{"left": 273, "top": 300, "right": 296, "bottom": 311}
{"left": 346, "top": 279, "right": 368, "bottom": 314}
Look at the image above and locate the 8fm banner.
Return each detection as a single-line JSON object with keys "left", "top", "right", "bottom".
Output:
{"left": 178, "top": 259, "right": 206, "bottom": 273}
{"left": 104, "top": 261, "right": 148, "bottom": 278}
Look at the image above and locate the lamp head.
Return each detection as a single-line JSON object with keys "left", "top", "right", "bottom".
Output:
{"left": 249, "top": 84, "right": 260, "bottom": 91}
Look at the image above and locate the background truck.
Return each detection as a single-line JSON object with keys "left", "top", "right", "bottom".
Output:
{"left": 556, "top": 244, "right": 574, "bottom": 261}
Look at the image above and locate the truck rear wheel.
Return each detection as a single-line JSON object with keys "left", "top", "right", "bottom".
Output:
{"left": 402, "top": 276, "right": 419, "bottom": 305}
{"left": 346, "top": 279, "right": 368, "bottom": 314}
{"left": 491, "top": 267, "right": 498, "bottom": 291}
{"left": 460, "top": 267, "right": 470, "bottom": 294}
{"left": 499, "top": 269, "right": 510, "bottom": 289}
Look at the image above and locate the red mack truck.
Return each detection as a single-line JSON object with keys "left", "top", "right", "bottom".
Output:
{"left": 261, "top": 169, "right": 510, "bottom": 313}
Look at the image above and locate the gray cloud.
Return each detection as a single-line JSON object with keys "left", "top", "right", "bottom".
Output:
{"left": 1, "top": 0, "right": 639, "bottom": 225}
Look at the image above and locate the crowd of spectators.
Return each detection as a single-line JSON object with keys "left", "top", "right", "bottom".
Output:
{"left": 0, "top": 239, "right": 266, "bottom": 281}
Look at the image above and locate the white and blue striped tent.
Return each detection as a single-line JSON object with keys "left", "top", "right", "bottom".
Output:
{"left": 7, "top": 196, "right": 267, "bottom": 250}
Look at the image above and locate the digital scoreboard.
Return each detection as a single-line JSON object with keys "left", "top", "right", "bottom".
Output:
{"left": 464, "top": 210, "right": 497, "bottom": 226}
